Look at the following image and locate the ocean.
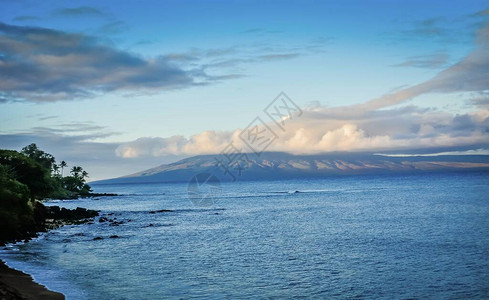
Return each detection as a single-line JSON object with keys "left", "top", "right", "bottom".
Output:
{"left": 1, "top": 172, "right": 489, "bottom": 299}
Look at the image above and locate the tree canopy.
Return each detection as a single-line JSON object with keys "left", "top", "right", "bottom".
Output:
{"left": 0, "top": 144, "right": 92, "bottom": 200}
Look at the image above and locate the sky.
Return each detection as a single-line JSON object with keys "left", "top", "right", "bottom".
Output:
{"left": 1, "top": 0, "right": 488, "bottom": 180}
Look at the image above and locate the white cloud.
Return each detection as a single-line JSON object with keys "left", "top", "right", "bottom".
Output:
{"left": 115, "top": 105, "right": 489, "bottom": 158}
{"left": 375, "top": 149, "right": 489, "bottom": 157}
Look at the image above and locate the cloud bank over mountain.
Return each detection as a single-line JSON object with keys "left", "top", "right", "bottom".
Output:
{"left": 115, "top": 105, "right": 489, "bottom": 158}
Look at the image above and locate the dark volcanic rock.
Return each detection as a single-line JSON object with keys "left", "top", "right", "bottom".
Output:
{"left": 85, "top": 192, "right": 118, "bottom": 197}
{"left": 150, "top": 209, "right": 173, "bottom": 214}
{"left": 46, "top": 206, "right": 99, "bottom": 221}
{"left": 1, "top": 202, "right": 100, "bottom": 245}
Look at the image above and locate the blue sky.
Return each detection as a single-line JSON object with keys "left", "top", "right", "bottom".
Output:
{"left": 1, "top": 0, "right": 488, "bottom": 180}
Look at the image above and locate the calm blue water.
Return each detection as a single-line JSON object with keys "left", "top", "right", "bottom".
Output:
{"left": 2, "top": 173, "right": 489, "bottom": 299}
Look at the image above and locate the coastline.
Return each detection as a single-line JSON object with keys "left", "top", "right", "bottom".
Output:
{"left": 0, "top": 203, "right": 99, "bottom": 299}
{"left": 0, "top": 260, "right": 65, "bottom": 300}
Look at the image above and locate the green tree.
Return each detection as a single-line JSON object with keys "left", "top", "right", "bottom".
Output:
{"left": 52, "top": 164, "right": 60, "bottom": 175}
{"left": 71, "top": 166, "right": 83, "bottom": 178}
{"left": 63, "top": 166, "right": 91, "bottom": 195}
{"left": 21, "top": 143, "right": 56, "bottom": 171}
{"left": 0, "top": 150, "right": 55, "bottom": 200}
{"left": 60, "top": 161, "right": 67, "bottom": 177}
{"left": 1, "top": 146, "right": 92, "bottom": 201}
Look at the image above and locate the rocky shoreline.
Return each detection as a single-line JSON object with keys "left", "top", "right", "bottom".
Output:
{"left": 0, "top": 204, "right": 100, "bottom": 299}
{"left": 0, "top": 203, "right": 99, "bottom": 246}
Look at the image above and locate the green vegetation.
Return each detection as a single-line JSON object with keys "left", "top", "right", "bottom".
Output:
{"left": 0, "top": 164, "right": 37, "bottom": 243}
{"left": 8, "top": 144, "right": 92, "bottom": 198}
{"left": 0, "top": 144, "right": 93, "bottom": 244}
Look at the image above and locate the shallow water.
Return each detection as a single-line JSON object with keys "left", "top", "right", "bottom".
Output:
{"left": 2, "top": 172, "right": 489, "bottom": 299}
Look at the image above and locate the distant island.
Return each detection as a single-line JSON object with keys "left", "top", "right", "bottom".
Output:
{"left": 92, "top": 151, "right": 489, "bottom": 185}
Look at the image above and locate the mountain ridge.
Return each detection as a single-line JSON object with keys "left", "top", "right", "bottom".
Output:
{"left": 92, "top": 151, "right": 489, "bottom": 185}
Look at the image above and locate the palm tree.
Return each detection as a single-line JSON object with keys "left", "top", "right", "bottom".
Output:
{"left": 71, "top": 166, "right": 82, "bottom": 178}
{"left": 81, "top": 170, "right": 89, "bottom": 180}
{"left": 60, "top": 161, "right": 67, "bottom": 177}
{"left": 52, "top": 164, "right": 60, "bottom": 175}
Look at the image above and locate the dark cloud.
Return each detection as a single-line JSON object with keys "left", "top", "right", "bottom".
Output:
{"left": 393, "top": 9, "right": 489, "bottom": 45}
{"left": 97, "top": 21, "right": 129, "bottom": 35}
{"left": 53, "top": 6, "right": 105, "bottom": 17}
{"left": 161, "top": 47, "right": 236, "bottom": 63}
{"left": 0, "top": 22, "right": 204, "bottom": 102}
{"left": 12, "top": 15, "right": 41, "bottom": 22}
{"left": 258, "top": 53, "right": 300, "bottom": 61}
{"left": 38, "top": 115, "right": 58, "bottom": 121}
{"left": 204, "top": 47, "right": 236, "bottom": 57}
{"left": 391, "top": 15, "right": 475, "bottom": 45}
{"left": 30, "top": 122, "right": 111, "bottom": 135}
{"left": 162, "top": 53, "right": 200, "bottom": 62}
{"left": 0, "top": 21, "right": 311, "bottom": 103}
{"left": 201, "top": 52, "right": 301, "bottom": 70}
{"left": 400, "top": 17, "right": 448, "bottom": 40}
{"left": 392, "top": 52, "right": 449, "bottom": 69}
{"left": 241, "top": 28, "right": 265, "bottom": 34}
{"left": 202, "top": 58, "right": 247, "bottom": 69}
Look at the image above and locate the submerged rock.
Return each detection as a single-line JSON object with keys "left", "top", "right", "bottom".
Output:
{"left": 150, "top": 209, "right": 173, "bottom": 214}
